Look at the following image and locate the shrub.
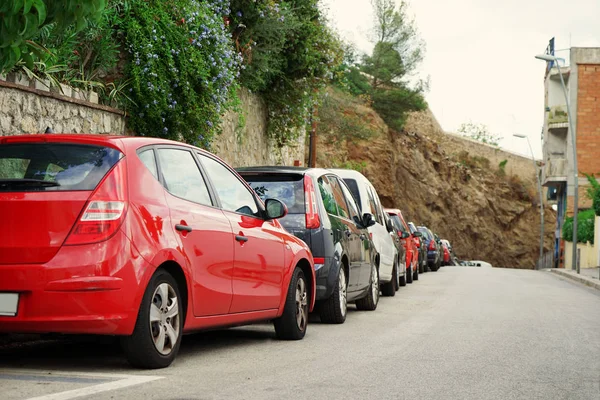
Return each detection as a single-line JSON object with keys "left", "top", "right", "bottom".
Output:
{"left": 562, "top": 209, "right": 595, "bottom": 244}
{"left": 124, "top": 0, "right": 241, "bottom": 147}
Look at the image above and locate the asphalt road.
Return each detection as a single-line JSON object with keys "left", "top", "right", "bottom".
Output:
{"left": 1, "top": 267, "right": 599, "bottom": 400}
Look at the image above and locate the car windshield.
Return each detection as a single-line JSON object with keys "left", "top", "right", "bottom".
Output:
{"left": 0, "top": 143, "right": 122, "bottom": 192}
{"left": 240, "top": 174, "right": 305, "bottom": 214}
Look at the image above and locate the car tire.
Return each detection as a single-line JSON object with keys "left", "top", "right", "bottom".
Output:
{"left": 413, "top": 263, "right": 419, "bottom": 281}
{"left": 274, "top": 267, "right": 309, "bottom": 340}
{"left": 381, "top": 262, "right": 397, "bottom": 297}
{"left": 430, "top": 262, "right": 439, "bottom": 272}
{"left": 355, "top": 264, "right": 379, "bottom": 311}
{"left": 319, "top": 267, "right": 347, "bottom": 324}
{"left": 399, "top": 266, "right": 407, "bottom": 287}
{"left": 418, "top": 258, "right": 424, "bottom": 274}
{"left": 406, "top": 264, "right": 413, "bottom": 284}
{"left": 121, "top": 269, "right": 183, "bottom": 369}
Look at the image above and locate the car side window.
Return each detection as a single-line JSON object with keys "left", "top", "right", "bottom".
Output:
{"left": 366, "top": 186, "right": 381, "bottom": 224}
{"left": 337, "top": 178, "right": 360, "bottom": 220}
{"left": 138, "top": 149, "right": 158, "bottom": 180}
{"left": 157, "top": 148, "right": 212, "bottom": 206}
{"left": 328, "top": 176, "right": 351, "bottom": 219}
{"left": 318, "top": 176, "right": 338, "bottom": 216}
{"left": 198, "top": 154, "right": 259, "bottom": 217}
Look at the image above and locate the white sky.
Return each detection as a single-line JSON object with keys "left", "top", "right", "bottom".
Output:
{"left": 322, "top": 0, "right": 600, "bottom": 159}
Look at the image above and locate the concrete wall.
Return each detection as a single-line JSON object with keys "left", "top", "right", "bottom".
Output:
{"left": 440, "top": 132, "right": 538, "bottom": 187}
{"left": 0, "top": 81, "right": 305, "bottom": 168}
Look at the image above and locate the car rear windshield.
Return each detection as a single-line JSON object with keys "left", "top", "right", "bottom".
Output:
{"left": 343, "top": 178, "right": 362, "bottom": 210}
{"left": 418, "top": 227, "right": 432, "bottom": 240}
{"left": 0, "top": 143, "right": 123, "bottom": 192}
{"left": 241, "top": 174, "right": 305, "bottom": 214}
{"left": 389, "top": 215, "right": 408, "bottom": 232}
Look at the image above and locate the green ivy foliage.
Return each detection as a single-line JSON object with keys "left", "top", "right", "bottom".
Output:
{"left": 229, "top": 0, "right": 342, "bottom": 145}
{"left": 0, "top": 0, "right": 106, "bottom": 72}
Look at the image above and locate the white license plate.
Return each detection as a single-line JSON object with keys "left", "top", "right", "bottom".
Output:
{"left": 0, "top": 293, "right": 19, "bottom": 316}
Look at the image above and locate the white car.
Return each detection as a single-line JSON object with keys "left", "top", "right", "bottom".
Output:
{"left": 330, "top": 169, "right": 399, "bottom": 296}
{"left": 462, "top": 260, "right": 493, "bottom": 268}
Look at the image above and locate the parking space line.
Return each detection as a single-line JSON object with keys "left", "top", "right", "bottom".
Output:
{"left": 0, "top": 369, "right": 163, "bottom": 400}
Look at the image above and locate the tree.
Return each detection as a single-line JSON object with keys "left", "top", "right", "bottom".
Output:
{"left": 367, "top": 0, "right": 424, "bottom": 90}
{"left": 458, "top": 122, "right": 501, "bottom": 147}
{"left": 353, "top": 0, "right": 427, "bottom": 131}
{"left": 0, "top": 0, "right": 106, "bottom": 73}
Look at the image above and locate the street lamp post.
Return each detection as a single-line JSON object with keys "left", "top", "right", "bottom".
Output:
{"left": 514, "top": 134, "right": 545, "bottom": 265}
{"left": 535, "top": 54, "right": 579, "bottom": 274}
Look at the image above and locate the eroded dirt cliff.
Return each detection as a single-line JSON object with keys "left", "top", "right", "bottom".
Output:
{"left": 314, "top": 88, "right": 555, "bottom": 268}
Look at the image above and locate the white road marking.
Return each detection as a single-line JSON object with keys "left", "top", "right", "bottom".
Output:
{"left": 0, "top": 369, "right": 163, "bottom": 400}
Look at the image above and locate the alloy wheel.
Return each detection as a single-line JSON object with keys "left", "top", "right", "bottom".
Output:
{"left": 296, "top": 277, "right": 308, "bottom": 331}
{"left": 371, "top": 265, "right": 379, "bottom": 303}
{"left": 339, "top": 268, "right": 348, "bottom": 317}
{"left": 149, "top": 282, "right": 180, "bottom": 355}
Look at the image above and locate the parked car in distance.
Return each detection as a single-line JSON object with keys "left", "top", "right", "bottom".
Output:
{"left": 0, "top": 134, "right": 316, "bottom": 369}
{"left": 441, "top": 241, "right": 451, "bottom": 266}
{"left": 331, "top": 169, "right": 400, "bottom": 297}
{"left": 417, "top": 226, "right": 441, "bottom": 271}
{"left": 385, "top": 208, "right": 419, "bottom": 283}
{"left": 462, "top": 260, "right": 493, "bottom": 268}
{"left": 440, "top": 239, "right": 455, "bottom": 266}
{"left": 408, "top": 221, "right": 427, "bottom": 273}
{"left": 237, "top": 167, "right": 380, "bottom": 324}
{"left": 382, "top": 209, "right": 408, "bottom": 287}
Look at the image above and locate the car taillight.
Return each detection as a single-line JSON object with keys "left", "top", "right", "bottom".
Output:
{"left": 304, "top": 175, "right": 320, "bottom": 229}
{"left": 428, "top": 240, "right": 436, "bottom": 250}
{"left": 65, "top": 160, "right": 128, "bottom": 245}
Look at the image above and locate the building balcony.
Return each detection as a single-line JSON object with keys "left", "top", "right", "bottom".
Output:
{"left": 547, "top": 105, "right": 569, "bottom": 129}
{"left": 542, "top": 157, "right": 568, "bottom": 186}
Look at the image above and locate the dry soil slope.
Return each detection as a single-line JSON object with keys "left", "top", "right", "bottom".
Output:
{"left": 316, "top": 90, "right": 555, "bottom": 268}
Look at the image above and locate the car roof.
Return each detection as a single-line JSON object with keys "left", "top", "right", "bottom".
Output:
{"left": 236, "top": 166, "right": 336, "bottom": 178}
{"left": 328, "top": 168, "right": 367, "bottom": 181}
{"left": 0, "top": 134, "right": 224, "bottom": 161}
{"left": 384, "top": 208, "right": 402, "bottom": 216}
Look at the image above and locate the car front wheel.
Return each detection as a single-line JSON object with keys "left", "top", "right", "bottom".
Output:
{"left": 274, "top": 267, "right": 309, "bottom": 340}
{"left": 381, "top": 262, "right": 397, "bottom": 297}
{"left": 121, "top": 269, "right": 183, "bottom": 369}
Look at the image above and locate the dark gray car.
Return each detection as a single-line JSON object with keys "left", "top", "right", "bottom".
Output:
{"left": 237, "top": 167, "right": 380, "bottom": 324}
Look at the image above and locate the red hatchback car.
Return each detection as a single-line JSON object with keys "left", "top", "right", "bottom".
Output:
{"left": 384, "top": 208, "right": 419, "bottom": 283}
{"left": 0, "top": 134, "right": 315, "bottom": 368}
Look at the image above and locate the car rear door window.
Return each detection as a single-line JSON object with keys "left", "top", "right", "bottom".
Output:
{"left": 328, "top": 176, "right": 351, "bottom": 220}
{"left": 0, "top": 143, "right": 122, "bottom": 192}
{"left": 157, "top": 148, "right": 212, "bottom": 206}
{"left": 138, "top": 149, "right": 158, "bottom": 180}
{"left": 198, "top": 154, "right": 259, "bottom": 217}
{"left": 317, "top": 176, "right": 338, "bottom": 216}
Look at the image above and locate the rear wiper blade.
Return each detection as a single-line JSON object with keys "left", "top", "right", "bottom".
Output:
{"left": 0, "top": 179, "right": 60, "bottom": 187}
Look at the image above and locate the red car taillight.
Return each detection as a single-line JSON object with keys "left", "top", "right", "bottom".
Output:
{"left": 304, "top": 175, "right": 320, "bottom": 229}
{"left": 428, "top": 240, "right": 436, "bottom": 250}
{"left": 65, "top": 160, "right": 128, "bottom": 245}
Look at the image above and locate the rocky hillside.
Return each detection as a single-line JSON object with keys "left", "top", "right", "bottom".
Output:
{"left": 315, "top": 88, "right": 556, "bottom": 268}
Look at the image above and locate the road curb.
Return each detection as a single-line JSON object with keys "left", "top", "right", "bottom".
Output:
{"left": 548, "top": 269, "right": 600, "bottom": 290}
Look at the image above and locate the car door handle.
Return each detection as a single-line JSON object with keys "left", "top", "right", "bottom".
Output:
{"left": 175, "top": 224, "right": 192, "bottom": 232}
{"left": 235, "top": 235, "right": 249, "bottom": 242}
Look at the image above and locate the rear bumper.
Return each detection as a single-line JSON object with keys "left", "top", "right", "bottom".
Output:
{"left": 0, "top": 231, "right": 151, "bottom": 336}
{"left": 315, "top": 257, "right": 336, "bottom": 301}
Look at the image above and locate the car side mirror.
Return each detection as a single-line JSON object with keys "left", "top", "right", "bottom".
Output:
{"left": 362, "top": 213, "right": 376, "bottom": 228}
{"left": 413, "top": 231, "right": 422, "bottom": 238}
{"left": 401, "top": 231, "right": 410, "bottom": 239}
{"left": 265, "top": 198, "right": 288, "bottom": 220}
{"left": 385, "top": 218, "right": 394, "bottom": 233}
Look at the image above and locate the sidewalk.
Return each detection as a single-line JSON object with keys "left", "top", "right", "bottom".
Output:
{"left": 548, "top": 268, "right": 600, "bottom": 290}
